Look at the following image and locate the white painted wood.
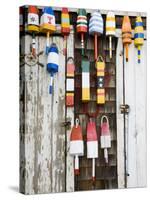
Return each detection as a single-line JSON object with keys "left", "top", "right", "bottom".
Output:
{"left": 116, "top": 37, "right": 125, "bottom": 188}
{"left": 66, "top": 31, "right": 75, "bottom": 192}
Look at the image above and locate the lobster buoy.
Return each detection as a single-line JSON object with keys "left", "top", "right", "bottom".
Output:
{"left": 106, "top": 11, "right": 116, "bottom": 59}
{"left": 27, "top": 6, "right": 39, "bottom": 57}
{"left": 122, "top": 16, "right": 132, "bottom": 62}
{"left": 70, "top": 118, "right": 84, "bottom": 175}
{"left": 100, "top": 115, "right": 111, "bottom": 163}
{"left": 61, "top": 8, "right": 70, "bottom": 55}
{"left": 40, "top": 7, "right": 56, "bottom": 55}
{"left": 89, "top": 11, "right": 103, "bottom": 61}
{"left": 87, "top": 119, "right": 98, "bottom": 182}
{"left": 47, "top": 43, "right": 59, "bottom": 94}
{"left": 76, "top": 9, "right": 88, "bottom": 55}
{"left": 134, "top": 16, "right": 144, "bottom": 63}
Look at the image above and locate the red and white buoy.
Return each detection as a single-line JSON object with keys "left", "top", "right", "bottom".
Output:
{"left": 87, "top": 119, "right": 98, "bottom": 182}
{"left": 100, "top": 115, "right": 111, "bottom": 163}
{"left": 70, "top": 118, "right": 84, "bottom": 175}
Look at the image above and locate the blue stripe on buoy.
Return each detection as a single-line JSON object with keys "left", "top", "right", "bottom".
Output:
{"left": 134, "top": 33, "right": 144, "bottom": 38}
{"left": 138, "top": 50, "right": 141, "bottom": 55}
{"left": 49, "top": 85, "right": 53, "bottom": 94}
{"left": 135, "top": 22, "right": 143, "bottom": 27}
{"left": 43, "top": 7, "right": 54, "bottom": 15}
{"left": 47, "top": 63, "right": 58, "bottom": 73}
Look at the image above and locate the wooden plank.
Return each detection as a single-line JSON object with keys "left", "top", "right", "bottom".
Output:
{"left": 66, "top": 30, "right": 75, "bottom": 192}
{"left": 116, "top": 37, "right": 125, "bottom": 188}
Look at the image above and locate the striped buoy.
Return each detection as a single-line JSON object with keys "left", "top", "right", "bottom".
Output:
{"left": 89, "top": 11, "right": 103, "bottom": 60}
{"left": 100, "top": 116, "right": 111, "bottom": 163}
{"left": 77, "top": 9, "right": 87, "bottom": 55}
{"left": 61, "top": 8, "right": 70, "bottom": 55}
{"left": 87, "top": 119, "right": 98, "bottom": 182}
{"left": 40, "top": 7, "right": 56, "bottom": 55}
{"left": 47, "top": 43, "right": 59, "bottom": 94}
{"left": 66, "top": 57, "right": 75, "bottom": 106}
{"left": 20, "top": 7, "right": 24, "bottom": 32}
{"left": 70, "top": 118, "right": 84, "bottom": 175}
{"left": 106, "top": 11, "right": 116, "bottom": 59}
{"left": 27, "top": 6, "right": 39, "bottom": 57}
{"left": 96, "top": 56, "right": 105, "bottom": 104}
{"left": 134, "top": 16, "right": 144, "bottom": 63}
{"left": 122, "top": 16, "right": 132, "bottom": 62}
{"left": 82, "top": 57, "right": 90, "bottom": 101}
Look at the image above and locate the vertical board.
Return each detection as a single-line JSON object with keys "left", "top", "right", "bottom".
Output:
{"left": 66, "top": 31, "right": 75, "bottom": 192}
{"left": 116, "top": 37, "right": 125, "bottom": 188}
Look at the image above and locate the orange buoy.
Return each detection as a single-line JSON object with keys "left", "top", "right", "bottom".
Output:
{"left": 70, "top": 119, "right": 84, "bottom": 175}
{"left": 122, "top": 16, "right": 132, "bottom": 62}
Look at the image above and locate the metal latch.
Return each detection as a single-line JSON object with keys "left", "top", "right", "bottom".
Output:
{"left": 60, "top": 118, "right": 71, "bottom": 129}
{"left": 120, "top": 104, "right": 130, "bottom": 114}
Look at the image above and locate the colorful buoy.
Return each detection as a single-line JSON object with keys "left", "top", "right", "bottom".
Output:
{"left": 70, "top": 118, "right": 84, "bottom": 175}
{"left": 77, "top": 9, "right": 88, "bottom": 55}
{"left": 40, "top": 7, "right": 56, "bottom": 55}
{"left": 66, "top": 57, "right": 75, "bottom": 106}
{"left": 122, "top": 16, "right": 132, "bottom": 62}
{"left": 87, "top": 119, "right": 98, "bottom": 182}
{"left": 106, "top": 11, "right": 116, "bottom": 59}
{"left": 89, "top": 11, "right": 103, "bottom": 61}
{"left": 100, "top": 116, "right": 111, "bottom": 163}
{"left": 61, "top": 8, "right": 70, "bottom": 55}
{"left": 134, "top": 16, "right": 144, "bottom": 63}
{"left": 96, "top": 56, "right": 105, "bottom": 104}
{"left": 27, "top": 6, "right": 39, "bottom": 57}
{"left": 81, "top": 57, "right": 90, "bottom": 101}
{"left": 47, "top": 43, "right": 59, "bottom": 94}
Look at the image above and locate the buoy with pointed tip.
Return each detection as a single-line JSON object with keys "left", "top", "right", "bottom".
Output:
{"left": 61, "top": 8, "right": 70, "bottom": 55}
{"left": 100, "top": 115, "right": 111, "bottom": 163}
{"left": 40, "top": 7, "right": 56, "bottom": 55}
{"left": 47, "top": 43, "right": 59, "bottom": 94}
{"left": 77, "top": 9, "right": 88, "bottom": 55}
{"left": 122, "top": 16, "right": 132, "bottom": 62}
{"left": 87, "top": 119, "right": 98, "bottom": 182}
{"left": 134, "top": 16, "right": 144, "bottom": 63}
{"left": 27, "top": 6, "right": 39, "bottom": 57}
{"left": 106, "top": 11, "right": 116, "bottom": 59}
{"left": 89, "top": 11, "right": 103, "bottom": 61}
{"left": 70, "top": 118, "right": 84, "bottom": 175}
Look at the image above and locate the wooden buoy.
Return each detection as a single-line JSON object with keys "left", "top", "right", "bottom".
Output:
{"left": 40, "top": 7, "right": 56, "bottom": 55}
{"left": 76, "top": 9, "right": 88, "bottom": 55}
{"left": 61, "top": 8, "right": 70, "bottom": 55}
{"left": 100, "top": 116, "right": 111, "bottom": 163}
{"left": 66, "top": 57, "right": 75, "bottom": 106}
{"left": 122, "top": 16, "right": 132, "bottom": 62}
{"left": 27, "top": 6, "right": 39, "bottom": 57}
{"left": 47, "top": 43, "right": 59, "bottom": 94}
{"left": 89, "top": 11, "right": 103, "bottom": 61}
{"left": 87, "top": 119, "right": 98, "bottom": 182}
{"left": 106, "top": 11, "right": 116, "bottom": 59}
{"left": 134, "top": 16, "right": 144, "bottom": 63}
{"left": 70, "top": 118, "right": 84, "bottom": 175}
{"left": 96, "top": 56, "right": 105, "bottom": 104}
{"left": 81, "top": 57, "right": 90, "bottom": 101}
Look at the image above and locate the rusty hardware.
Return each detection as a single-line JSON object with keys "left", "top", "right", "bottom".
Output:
{"left": 61, "top": 120, "right": 71, "bottom": 128}
{"left": 120, "top": 104, "right": 130, "bottom": 114}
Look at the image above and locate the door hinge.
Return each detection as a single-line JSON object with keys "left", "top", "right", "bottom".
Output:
{"left": 120, "top": 104, "right": 130, "bottom": 114}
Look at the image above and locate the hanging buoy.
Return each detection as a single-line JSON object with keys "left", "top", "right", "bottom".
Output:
{"left": 87, "top": 119, "right": 98, "bottom": 182}
{"left": 81, "top": 56, "right": 90, "bottom": 101}
{"left": 96, "top": 56, "right": 105, "bottom": 104}
{"left": 40, "top": 7, "right": 56, "bottom": 55}
{"left": 47, "top": 43, "right": 59, "bottom": 94}
{"left": 89, "top": 11, "right": 103, "bottom": 61}
{"left": 134, "top": 16, "right": 144, "bottom": 63}
{"left": 122, "top": 16, "right": 132, "bottom": 62}
{"left": 20, "top": 7, "right": 24, "bottom": 33}
{"left": 61, "top": 8, "right": 70, "bottom": 55}
{"left": 70, "top": 118, "right": 84, "bottom": 175}
{"left": 27, "top": 6, "right": 39, "bottom": 57}
{"left": 66, "top": 57, "right": 75, "bottom": 106}
{"left": 106, "top": 11, "right": 116, "bottom": 59}
{"left": 77, "top": 9, "right": 88, "bottom": 55}
{"left": 100, "top": 115, "right": 111, "bottom": 163}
